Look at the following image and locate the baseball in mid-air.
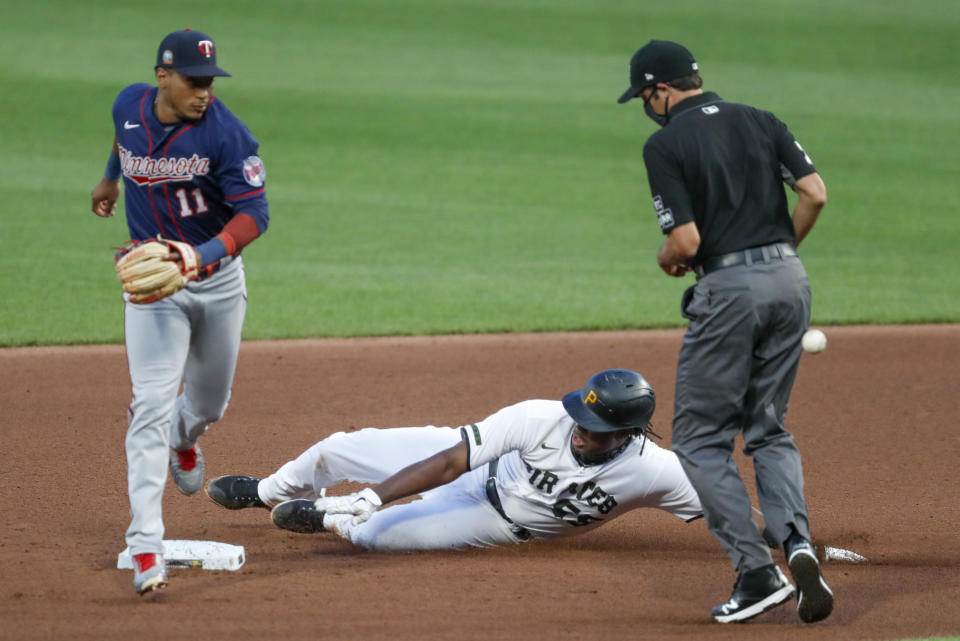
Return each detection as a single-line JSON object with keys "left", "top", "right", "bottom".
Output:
{"left": 802, "top": 329, "right": 827, "bottom": 353}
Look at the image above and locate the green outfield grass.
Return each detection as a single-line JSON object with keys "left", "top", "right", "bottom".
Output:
{"left": 1, "top": 0, "right": 958, "bottom": 345}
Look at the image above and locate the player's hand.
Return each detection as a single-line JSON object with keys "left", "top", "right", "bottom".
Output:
{"left": 164, "top": 243, "right": 190, "bottom": 270}
{"left": 315, "top": 488, "right": 382, "bottom": 526}
{"left": 114, "top": 237, "right": 201, "bottom": 304}
{"left": 91, "top": 177, "right": 120, "bottom": 217}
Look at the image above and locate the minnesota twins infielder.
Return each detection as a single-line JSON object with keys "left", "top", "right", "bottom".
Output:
{"left": 89, "top": 29, "right": 269, "bottom": 595}
{"left": 206, "top": 370, "right": 705, "bottom": 551}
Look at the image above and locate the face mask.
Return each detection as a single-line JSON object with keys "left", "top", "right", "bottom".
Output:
{"left": 570, "top": 430, "right": 637, "bottom": 466}
{"left": 643, "top": 90, "right": 671, "bottom": 127}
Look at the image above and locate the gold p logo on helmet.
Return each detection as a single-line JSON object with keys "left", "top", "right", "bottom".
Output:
{"left": 585, "top": 390, "right": 598, "bottom": 404}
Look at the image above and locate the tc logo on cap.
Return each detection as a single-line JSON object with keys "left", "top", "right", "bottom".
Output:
{"left": 198, "top": 40, "right": 214, "bottom": 58}
{"left": 162, "top": 49, "right": 174, "bottom": 65}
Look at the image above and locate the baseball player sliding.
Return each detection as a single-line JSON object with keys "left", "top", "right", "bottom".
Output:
{"left": 89, "top": 30, "right": 269, "bottom": 595}
{"left": 207, "top": 370, "right": 706, "bottom": 550}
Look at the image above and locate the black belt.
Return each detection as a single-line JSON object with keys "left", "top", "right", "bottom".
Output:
{"left": 195, "top": 255, "right": 234, "bottom": 282}
{"left": 485, "top": 459, "right": 531, "bottom": 541}
{"left": 694, "top": 242, "right": 797, "bottom": 277}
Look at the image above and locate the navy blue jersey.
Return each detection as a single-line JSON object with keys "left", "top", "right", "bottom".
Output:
{"left": 112, "top": 83, "right": 269, "bottom": 244}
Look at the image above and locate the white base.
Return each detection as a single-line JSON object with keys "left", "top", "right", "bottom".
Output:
{"left": 117, "top": 540, "right": 245, "bottom": 571}
{"left": 823, "top": 545, "right": 868, "bottom": 563}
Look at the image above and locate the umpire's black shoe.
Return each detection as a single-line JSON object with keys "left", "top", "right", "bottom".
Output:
{"left": 205, "top": 475, "right": 267, "bottom": 510}
{"left": 271, "top": 500, "right": 327, "bottom": 534}
{"left": 786, "top": 538, "right": 834, "bottom": 623}
{"left": 712, "top": 564, "right": 796, "bottom": 623}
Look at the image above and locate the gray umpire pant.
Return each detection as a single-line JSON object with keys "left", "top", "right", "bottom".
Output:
{"left": 671, "top": 256, "right": 812, "bottom": 573}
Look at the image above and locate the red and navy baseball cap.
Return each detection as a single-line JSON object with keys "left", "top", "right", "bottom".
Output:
{"left": 617, "top": 40, "right": 697, "bottom": 104}
{"left": 156, "top": 29, "right": 231, "bottom": 77}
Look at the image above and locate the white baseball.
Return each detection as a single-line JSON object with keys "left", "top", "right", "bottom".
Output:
{"left": 802, "top": 329, "right": 827, "bottom": 353}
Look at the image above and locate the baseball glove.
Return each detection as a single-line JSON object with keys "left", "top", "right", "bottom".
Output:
{"left": 115, "top": 237, "right": 201, "bottom": 304}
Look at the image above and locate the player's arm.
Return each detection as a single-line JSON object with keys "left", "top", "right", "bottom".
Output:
{"left": 312, "top": 442, "right": 470, "bottom": 525}
{"left": 194, "top": 212, "right": 265, "bottom": 267}
{"left": 647, "top": 452, "right": 705, "bottom": 523}
{"left": 316, "top": 404, "right": 530, "bottom": 524}
{"left": 91, "top": 138, "right": 121, "bottom": 218}
{"left": 791, "top": 172, "right": 826, "bottom": 247}
{"left": 372, "top": 441, "right": 470, "bottom": 505}
{"left": 371, "top": 403, "right": 536, "bottom": 502}
{"left": 193, "top": 140, "right": 270, "bottom": 267}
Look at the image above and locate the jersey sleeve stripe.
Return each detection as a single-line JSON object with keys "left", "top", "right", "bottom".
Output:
{"left": 225, "top": 188, "right": 265, "bottom": 200}
{"left": 459, "top": 426, "right": 472, "bottom": 469}
{"left": 469, "top": 424, "right": 482, "bottom": 446}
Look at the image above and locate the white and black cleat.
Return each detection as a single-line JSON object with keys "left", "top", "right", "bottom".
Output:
{"left": 712, "top": 564, "right": 795, "bottom": 623}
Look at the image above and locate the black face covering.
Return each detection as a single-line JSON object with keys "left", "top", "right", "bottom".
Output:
{"left": 643, "top": 89, "right": 671, "bottom": 127}
{"left": 570, "top": 431, "right": 640, "bottom": 466}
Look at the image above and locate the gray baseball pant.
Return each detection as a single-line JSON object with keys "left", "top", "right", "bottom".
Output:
{"left": 124, "top": 258, "right": 246, "bottom": 555}
{"left": 670, "top": 257, "right": 812, "bottom": 572}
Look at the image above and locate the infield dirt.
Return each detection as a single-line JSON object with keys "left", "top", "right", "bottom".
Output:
{"left": 1, "top": 325, "right": 958, "bottom": 640}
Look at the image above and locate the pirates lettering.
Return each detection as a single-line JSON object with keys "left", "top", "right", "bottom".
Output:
{"left": 551, "top": 480, "right": 619, "bottom": 526}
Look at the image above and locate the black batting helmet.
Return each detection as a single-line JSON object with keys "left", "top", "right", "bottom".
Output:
{"left": 562, "top": 369, "right": 656, "bottom": 433}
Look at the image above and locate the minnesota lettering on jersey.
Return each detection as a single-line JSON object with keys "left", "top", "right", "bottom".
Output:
{"left": 118, "top": 143, "right": 211, "bottom": 186}
{"left": 524, "top": 462, "right": 618, "bottom": 526}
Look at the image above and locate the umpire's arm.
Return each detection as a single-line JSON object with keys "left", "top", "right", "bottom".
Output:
{"left": 791, "top": 173, "right": 827, "bottom": 246}
{"left": 643, "top": 139, "right": 700, "bottom": 277}
{"left": 657, "top": 222, "right": 700, "bottom": 277}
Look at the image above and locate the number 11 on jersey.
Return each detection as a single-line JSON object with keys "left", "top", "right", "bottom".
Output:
{"left": 174, "top": 188, "right": 209, "bottom": 217}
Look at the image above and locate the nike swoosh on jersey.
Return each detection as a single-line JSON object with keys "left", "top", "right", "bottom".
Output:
{"left": 540, "top": 443, "right": 558, "bottom": 450}
{"left": 123, "top": 121, "right": 141, "bottom": 129}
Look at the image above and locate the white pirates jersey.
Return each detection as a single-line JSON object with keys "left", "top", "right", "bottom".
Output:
{"left": 461, "top": 400, "right": 703, "bottom": 538}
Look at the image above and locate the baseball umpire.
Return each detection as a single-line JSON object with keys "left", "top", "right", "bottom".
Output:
{"left": 90, "top": 29, "right": 269, "bottom": 595}
{"left": 617, "top": 40, "right": 832, "bottom": 623}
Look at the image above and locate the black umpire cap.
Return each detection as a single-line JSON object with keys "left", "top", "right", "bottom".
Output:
{"left": 617, "top": 40, "right": 697, "bottom": 104}
{"left": 156, "top": 29, "right": 231, "bottom": 77}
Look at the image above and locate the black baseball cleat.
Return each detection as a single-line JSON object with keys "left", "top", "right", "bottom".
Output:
{"left": 271, "top": 499, "right": 327, "bottom": 533}
{"left": 205, "top": 475, "right": 267, "bottom": 510}
{"left": 787, "top": 539, "right": 834, "bottom": 623}
{"left": 712, "top": 564, "right": 796, "bottom": 623}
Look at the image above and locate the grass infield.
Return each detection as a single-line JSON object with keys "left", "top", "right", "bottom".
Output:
{"left": 1, "top": 0, "right": 958, "bottom": 345}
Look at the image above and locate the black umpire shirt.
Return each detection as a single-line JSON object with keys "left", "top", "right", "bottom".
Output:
{"left": 642, "top": 91, "right": 817, "bottom": 263}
